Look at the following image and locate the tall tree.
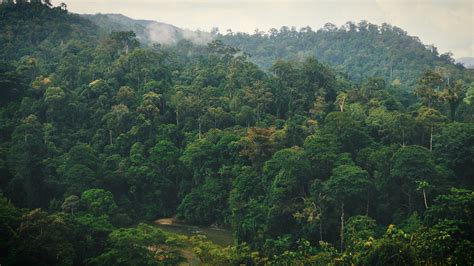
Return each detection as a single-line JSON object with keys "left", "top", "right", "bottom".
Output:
{"left": 324, "top": 164, "right": 370, "bottom": 251}
{"left": 8, "top": 115, "right": 46, "bottom": 208}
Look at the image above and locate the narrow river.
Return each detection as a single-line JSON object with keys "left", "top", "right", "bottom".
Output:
{"left": 154, "top": 218, "right": 234, "bottom": 265}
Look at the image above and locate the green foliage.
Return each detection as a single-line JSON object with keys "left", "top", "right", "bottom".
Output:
{"left": 59, "top": 144, "right": 99, "bottom": 195}
{"left": 325, "top": 164, "right": 370, "bottom": 205}
{"left": 412, "top": 220, "right": 473, "bottom": 265}
{"left": 303, "top": 132, "right": 340, "bottom": 179}
{"left": 75, "top": 213, "right": 114, "bottom": 233}
{"left": 220, "top": 22, "right": 467, "bottom": 87}
{"left": 265, "top": 147, "right": 310, "bottom": 203}
{"left": 434, "top": 122, "right": 474, "bottom": 184}
{"left": 10, "top": 209, "right": 76, "bottom": 265}
{"left": 264, "top": 147, "right": 310, "bottom": 236}
{"left": 344, "top": 215, "right": 376, "bottom": 257}
{"left": 390, "top": 145, "right": 447, "bottom": 216}
{"left": 61, "top": 195, "right": 79, "bottom": 215}
{"left": 366, "top": 238, "right": 415, "bottom": 265}
{"left": 190, "top": 235, "right": 257, "bottom": 265}
{"left": 424, "top": 188, "right": 474, "bottom": 232}
{"left": 89, "top": 223, "right": 183, "bottom": 265}
{"left": 177, "top": 177, "right": 229, "bottom": 225}
{"left": 8, "top": 115, "right": 47, "bottom": 207}
{"left": 80, "top": 188, "right": 117, "bottom": 216}
{"left": 0, "top": 61, "right": 27, "bottom": 104}
{"left": 0, "top": 195, "right": 22, "bottom": 260}
{"left": 323, "top": 112, "right": 372, "bottom": 155}
{"left": 0, "top": 3, "right": 473, "bottom": 265}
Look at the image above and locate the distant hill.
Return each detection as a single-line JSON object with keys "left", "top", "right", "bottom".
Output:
{"left": 82, "top": 14, "right": 471, "bottom": 87}
{"left": 83, "top": 13, "right": 213, "bottom": 45}
{"left": 2, "top": 4, "right": 470, "bottom": 88}
{"left": 219, "top": 22, "right": 469, "bottom": 87}
{"left": 457, "top": 57, "right": 474, "bottom": 69}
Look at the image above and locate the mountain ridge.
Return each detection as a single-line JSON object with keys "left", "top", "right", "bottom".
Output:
{"left": 81, "top": 13, "right": 470, "bottom": 86}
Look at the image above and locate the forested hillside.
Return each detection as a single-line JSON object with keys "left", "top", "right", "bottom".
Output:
{"left": 1, "top": 2, "right": 474, "bottom": 265}
{"left": 220, "top": 22, "right": 470, "bottom": 87}
{"left": 84, "top": 13, "right": 472, "bottom": 88}
{"left": 84, "top": 13, "right": 213, "bottom": 46}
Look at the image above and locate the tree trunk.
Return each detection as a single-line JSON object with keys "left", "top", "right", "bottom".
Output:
{"left": 339, "top": 97, "right": 345, "bottom": 112}
{"left": 429, "top": 126, "right": 433, "bottom": 152}
{"left": 176, "top": 110, "right": 179, "bottom": 127}
{"left": 402, "top": 129, "right": 405, "bottom": 147}
{"left": 423, "top": 188, "right": 428, "bottom": 209}
{"left": 137, "top": 74, "right": 140, "bottom": 89}
{"left": 450, "top": 102, "right": 456, "bottom": 121}
{"left": 407, "top": 192, "right": 412, "bottom": 212}
{"left": 109, "top": 130, "right": 113, "bottom": 145}
{"left": 160, "top": 98, "right": 165, "bottom": 113}
{"left": 366, "top": 194, "right": 370, "bottom": 216}
{"left": 421, "top": 130, "right": 425, "bottom": 147}
{"left": 288, "top": 95, "right": 293, "bottom": 114}
{"left": 390, "top": 64, "right": 393, "bottom": 80}
{"left": 340, "top": 202, "right": 344, "bottom": 252}
{"left": 319, "top": 209, "right": 323, "bottom": 241}
{"left": 198, "top": 118, "right": 202, "bottom": 139}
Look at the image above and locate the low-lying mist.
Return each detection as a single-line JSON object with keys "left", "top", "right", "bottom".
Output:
{"left": 146, "top": 22, "right": 213, "bottom": 46}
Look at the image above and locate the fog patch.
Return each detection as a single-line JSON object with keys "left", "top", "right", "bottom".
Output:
{"left": 146, "top": 22, "right": 214, "bottom": 46}
{"left": 181, "top": 29, "right": 214, "bottom": 45}
{"left": 146, "top": 22, "right": 180, "bottom": 45}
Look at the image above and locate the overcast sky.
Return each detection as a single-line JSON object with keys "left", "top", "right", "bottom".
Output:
{"left": 55, "top": 0, "right": 473, "bottom": 58}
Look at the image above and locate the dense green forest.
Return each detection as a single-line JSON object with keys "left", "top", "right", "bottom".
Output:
{"left": 220, "top": 23, "right": 470, "bottom": 87}
{"left": 81, "top": 12, "right": 472, "bottom": 88}
{"left": 1, "top": 2, "right": 474, "bottom": 265}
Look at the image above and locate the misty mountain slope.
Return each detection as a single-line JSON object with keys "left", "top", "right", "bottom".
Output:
{"left": 457, "top": 57, "right": 474, "bottom": 69}
{"left": 83, "top": 13, "right": 213, "bottom": 45}
{"left": 1, "top": 3, "right": 470, "bottom": 90}
{"left": 219, "top": 22, "right": 468, "bottom": 87}
{"left": 82, "top": 13, "right": 470, "bottom": 87}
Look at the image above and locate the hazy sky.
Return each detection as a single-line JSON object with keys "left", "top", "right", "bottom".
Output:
{"left": 55, "top": 0, "right": 473, "bottom": 57}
